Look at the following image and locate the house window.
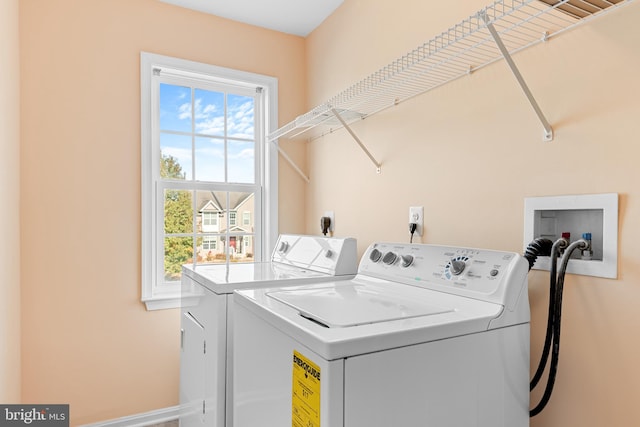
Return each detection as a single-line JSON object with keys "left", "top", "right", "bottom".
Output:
{"left": 243, "top": 211, "right": 251, "bottom": 226}
{"left": 141, "top": 52, "right": 278, "bottom": 310}
{"left": 203, "top": 212, "right": 217, "bottom": 226}
{"left": 203, "top": 236, "right": 217, "bottom": 250}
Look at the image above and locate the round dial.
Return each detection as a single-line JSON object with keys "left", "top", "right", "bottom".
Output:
{"left": 369, "top": 248, "right": 382, "bottom": 262}
{"left": 400, "top": 254, "right": 414, "bottom": 268}
{"left": 449, "top": 259, "right": 466, "bottom": 275}
{"left": 325, "top": 249, "right": 333, "bottom": 258}
{"left": 278, "top": 241, "right": 289, "bottom": 253}
{"left": 382, "top": 252, "right": 397, "bottom": 265}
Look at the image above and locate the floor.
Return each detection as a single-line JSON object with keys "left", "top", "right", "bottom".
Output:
{"left": 148, "top": 421, "right": 178, "bottom": 427}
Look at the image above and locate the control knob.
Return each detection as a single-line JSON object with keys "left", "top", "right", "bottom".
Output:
{"left": 449, "top": 259, "right": 466, "bottom": 276}
{"left": 382, "top": 252, "right": 397, "bottom": 265}
{"left": 278, "top": 241, "right": 289, "bottom": 253}
{"left": 400, "top": 254, "right": 414, "bottom": 268}
{"left": 325, "top": 249, "right": 333, "bottom": 258}
{"left": 369, "top": 248, "right": 382, "bottom": 262}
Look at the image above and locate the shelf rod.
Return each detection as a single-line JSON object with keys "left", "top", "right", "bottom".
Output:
{"left": 330, "top": 108, "right": 382, "bottom": 173}
{"left": 480, "top": 11, "right": 554, "bottom": 142}
{"left": 274, "top": 142, "right": 310, "bottom": 183}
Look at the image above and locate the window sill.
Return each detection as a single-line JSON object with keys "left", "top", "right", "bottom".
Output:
{"left": 142, "top": 291, "right": 202, "bottom": 311}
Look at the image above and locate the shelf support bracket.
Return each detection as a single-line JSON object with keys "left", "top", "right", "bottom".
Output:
{"left": 273, "top": 142, "right": 310, "bottom": 183}
{"left": 330, "top": 108, "right": 382, "bottom": 173}
{"left": 481, "top": 12, "right": 554, "bottom": 142}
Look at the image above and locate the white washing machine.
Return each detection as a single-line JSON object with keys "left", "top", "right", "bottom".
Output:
{"left": 232, "top": 242, "right": 530, "bottom": 427}
{"left": 179, "top": 234, "right": 358, "bottom": 427}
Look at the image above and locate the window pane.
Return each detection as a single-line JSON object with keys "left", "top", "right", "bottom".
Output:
{"left": 164, "top": 236, "right": 193, "bottom": 282}
{"left": 193, "top": 191, "right": 255, "bottom": 264}
{"left": 227, "top": 191, "right": 254, "bottom": 262}
{"left": 227, "top": 94, "right": 254, "bottom": 139}
{"left": 225, "top": 234, "right": 254, "bottom": 261}
{"left": 160, "top": 83, "right": 192, "bottom": 133}
{"left": 195, "top": 137, "right": 224, "bottom": 182}
{"left": 228, "top": 139, "right": 254, "bottom": 183}
{"left": 164, "top": 189, "right": 193, "bottom": 234}
{"left": 196, "top": 234, "right": 227, "bottom": 264}
{"left": 194, "top": 89, "right": 224, "bottom": 137}
{"left": 227, "top": 192, "right": 254, "bottom": 229}
{"left": 196, "top": 190, "right": 221, "bottom": 233}
{"left": 160, "top": 133, "right": 192, "bottom": 180}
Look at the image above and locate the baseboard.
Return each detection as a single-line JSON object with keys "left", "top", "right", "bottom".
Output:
{"left": 78, "top": 405, "right": 179, "bottom": 427}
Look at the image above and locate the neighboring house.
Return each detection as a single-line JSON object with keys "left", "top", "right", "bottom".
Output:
{"left": 196, "top": 191, "right": 254, "bottom": 262}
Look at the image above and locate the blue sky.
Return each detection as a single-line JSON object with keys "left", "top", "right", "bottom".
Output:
{"left": 159, "top": 83, "right": 255, "bottom": 183}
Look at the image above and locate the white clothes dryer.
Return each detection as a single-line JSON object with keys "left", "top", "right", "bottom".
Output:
{"left": 232, "top": 242, "right": 530, "bottom": 427}
{"left": 179, "top": 234, "right": 358, "bottom": 427}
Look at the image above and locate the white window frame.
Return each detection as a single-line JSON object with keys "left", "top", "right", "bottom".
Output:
{"left": 202, "top": 211, "right": 219, "bottom": 232}
{"left": 243, "top": 211, "right": 251, "bottom": 226}
{"left": 141, "top": 52, "right": 278, "bottom": 310}
{"left": 202, "top": 236, "right": 217, "bottom": 251}
{"left": 203, "top": 212, "right": 218, "bottom": 226}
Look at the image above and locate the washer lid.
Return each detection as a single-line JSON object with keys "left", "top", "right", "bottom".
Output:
{"left": 267, "top": 284, "right": 454, "bottom": 328}
{"left": 183, "top": 262, "right": 333, "bottom": 294}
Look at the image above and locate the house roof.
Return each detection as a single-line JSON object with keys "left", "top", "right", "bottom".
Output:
{"left": 197, "top": 191, "right": 253, "bottom": 213}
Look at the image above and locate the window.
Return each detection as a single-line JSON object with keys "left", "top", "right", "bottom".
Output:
{"left": 243, "top": 211, "right": 251, "bottom": 226}
{"left": 202, "top": 236, "right": 217, "bottom": 251}
{"left": 202, "top": 211, "right": 219, "bottom": 233}
{"left": 141, "top": 53, "right": 278, "bottom": 310}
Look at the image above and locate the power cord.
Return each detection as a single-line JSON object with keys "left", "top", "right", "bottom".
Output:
{"left": 409, "top": 223, "right": 417, "bottom": 243}
{"left": 320, "top": 216, "right": 331, "bottom": 236}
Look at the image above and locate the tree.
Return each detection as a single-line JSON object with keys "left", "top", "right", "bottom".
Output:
{"left": 160, "top": 154, "right": 186, "bottom": 179}
{"left": 161, "top": 154, "right": 193, "bottom": 280}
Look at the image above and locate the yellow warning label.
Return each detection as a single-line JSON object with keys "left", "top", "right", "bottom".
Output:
{"left": 292, "top": 350, "right": 321, "bottom": 427}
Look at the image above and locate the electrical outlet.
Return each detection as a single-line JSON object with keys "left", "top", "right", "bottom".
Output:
{"left": 323, "top": 211, "right": 335, "bottom": 233}
{"left": 409, "top": 206, "right": 423, "bottom": 237}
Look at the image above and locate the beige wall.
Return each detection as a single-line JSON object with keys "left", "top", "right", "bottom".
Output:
{"left": 17, "top": 0, "right": 640, "bottom": 424}
{"left": 19, "top": 0, "right": 305, "bottom": 424}
{"left": 0, "top": 0, "right": 21, "bottom": 404}
{"left": 305, "top": 0, "right": 640, "bottom": 426}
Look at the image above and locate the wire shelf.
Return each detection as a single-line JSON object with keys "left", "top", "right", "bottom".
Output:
{"left": 269, "top": 0, "right": 631, "bottom": 143}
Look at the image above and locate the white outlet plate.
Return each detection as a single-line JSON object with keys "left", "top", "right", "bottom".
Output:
{"left": 322, "top": 211, "right": 335, "bottom": 234}
{"left": 409, "top": 206, "right": 423, "bottom": 237}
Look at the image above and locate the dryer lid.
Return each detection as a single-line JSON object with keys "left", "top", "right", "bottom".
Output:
{"left": 267, "top": 283, "right": 454, "bottom": 328}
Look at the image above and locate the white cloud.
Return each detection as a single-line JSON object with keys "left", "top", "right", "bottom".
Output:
{"left": 229, "top": 148, "right": 254, "bottom": 160}
{"left": 196, "top": 116, "right": 225, "bottom": 135}
{"left": 176, "top": 96, "right": 255, "bottom": 138}
{"left": 203, "top": 104, "right": 218, "bottom": 115}
{"left": 161, "top": 146, "right": 191, "bottom": 163}
{"left": 195, "top": 146, "right": 225, "bottom": 159}
{"left": 178, "top": 102, "right": 191, "bottom": 120}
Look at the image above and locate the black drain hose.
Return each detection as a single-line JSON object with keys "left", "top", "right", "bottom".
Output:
{"left": 529, "top": 238, "right": 563, "bottom": 391}
{"left": 528, "top": 239, "right": 588, "bottom": 417}
{"left": 523, "top": 237, "right": 553, "bottom": 270}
